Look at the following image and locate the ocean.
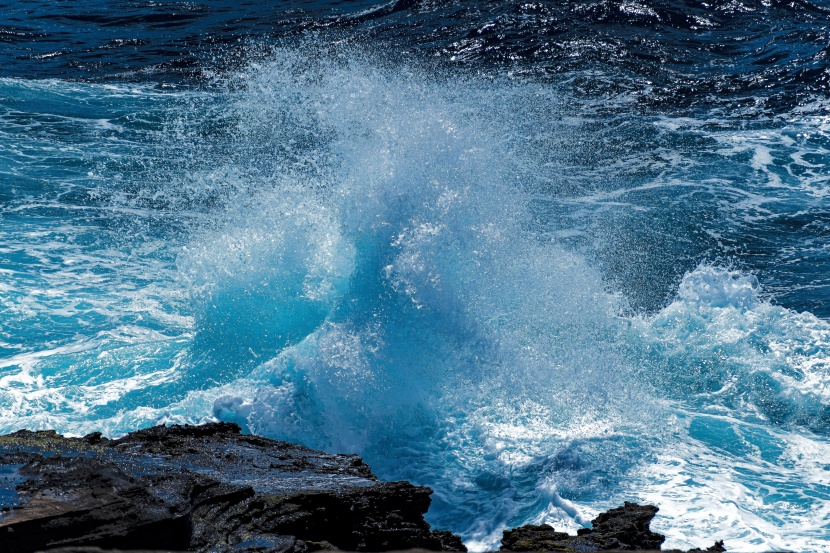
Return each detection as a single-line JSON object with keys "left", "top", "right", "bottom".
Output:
{"left": 2, "top": 0, "right": 830, "bottom": 550}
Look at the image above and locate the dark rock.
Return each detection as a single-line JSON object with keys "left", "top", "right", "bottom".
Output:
{"left": 429, "top": 530, "right": 467, "bottom": 552}
{"left": 583, "top": 502, "right": 665, "bottom": 550}
{"left": 687, "top": 541, "right": 727, "bottom": 553}
{"left": 82, "top": 432, "right": 106, "bottom": 445}
{"left": 501, "top": 524, "right": 573, "bottom": 551}
{"left": 34, "top": 549, "right": 186, "bottom": 553}
{"left": 501, "top": 502, "right": 716, "bottom": 552}
{"left": 0, "top": 423, "right": 465, "bottom": 553}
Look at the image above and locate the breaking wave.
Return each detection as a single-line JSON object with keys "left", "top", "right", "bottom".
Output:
{"left": 3, "top": 47, "right": 830, "bottom": 552}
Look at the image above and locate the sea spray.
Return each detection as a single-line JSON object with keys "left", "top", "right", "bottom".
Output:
{"left": 2, "top": 46, "right": 830, "bottom": 552}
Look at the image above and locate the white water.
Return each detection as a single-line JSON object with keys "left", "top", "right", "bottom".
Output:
{"left": 2, "top": 51, "right": 830, "bottom": 551}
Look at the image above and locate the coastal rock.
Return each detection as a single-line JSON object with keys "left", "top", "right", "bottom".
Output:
{"left": 577, "top": 502, "right": 665, "bottom": 550}
{"left": 501, "top": 502, "right": 723, "bottom": 552}
{"left": 500, "top": 525, "right": 573, "bottom": 551}
{"left": 0, "top": 423, "right": 465, "bottom": 553}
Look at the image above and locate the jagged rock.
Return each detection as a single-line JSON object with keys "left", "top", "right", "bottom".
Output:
{"left": 501, "top": 524, "right": 573, "bottom": 551}
{"left": 34, "top": 549, "right": 184, "bottom": 553}
{"left": 577, "top": 502, "right": 665, "bottom": 550}
{"left": 501, "top": 502, "right": 718, "bottom": 552}
{"left": 429, "top": 530, "right": 467, "bottom": 552}
{"left": 0, "top": 423, "right": 465, "bottom": 553}
{"left": 687, "top": 541, "right": 727, "bottom": 553}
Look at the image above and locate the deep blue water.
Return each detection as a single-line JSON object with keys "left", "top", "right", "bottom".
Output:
{"left": 3, "top": 1, "right": 830, "bottom": 551}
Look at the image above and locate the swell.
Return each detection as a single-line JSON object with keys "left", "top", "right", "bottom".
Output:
{"left": 3, "top": 0, "right": 830, "bottom": 114}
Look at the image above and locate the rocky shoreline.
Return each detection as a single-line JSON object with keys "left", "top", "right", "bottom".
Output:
{"left": 0, "top": 423, "right": 729, "bottom": 553}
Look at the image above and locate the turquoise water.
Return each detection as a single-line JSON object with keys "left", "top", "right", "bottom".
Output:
{"left": 3, "top": 28, "right": 830, "bottom": 553}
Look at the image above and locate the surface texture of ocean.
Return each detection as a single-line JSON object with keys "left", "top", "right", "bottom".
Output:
{"left": 2, "top": 1, "right": 830, "bottom": 550}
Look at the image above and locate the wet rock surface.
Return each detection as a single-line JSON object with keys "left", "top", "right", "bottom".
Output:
{"left": 500, "top": 502, "right": 726, "bottom": 553}
{"left": 0, "top": 423, "right": 465, "bottom": 553}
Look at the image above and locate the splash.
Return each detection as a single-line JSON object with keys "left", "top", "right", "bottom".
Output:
{"left": 2, "top": 51, "right": 830, "bottom": 552}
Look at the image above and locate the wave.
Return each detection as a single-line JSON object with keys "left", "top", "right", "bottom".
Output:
{"left": 183, "top": 52, "right": 830, "bottom": 551}
{"left": 5, "top": 0, "right": 830, "bottom": 116}
{"left": 2, "top": 50, "right": 830, "bottom": 551}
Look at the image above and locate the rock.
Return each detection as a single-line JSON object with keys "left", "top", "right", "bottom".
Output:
{"left": 35, "top": 549, "right": 184, "bottom": 553}
{"left": 0, "top": 423, "right": 465, "bottom": 553}
{"left": 34, "top": 549, "right": 184, "bottom": 553}
{"left": 687, "top": 541, "right": 727, "bottom": 553}
{"left": 501, "top": 525, "right": 573, "bottom": 551}
{"left": 429, "top": 530, "right": 467, "bottom": 552}
{"left": 580, "top": 502, "right": 665, "bottom": 550}
{"left": 501, "top": 502, "right": 717, "bottom": 552}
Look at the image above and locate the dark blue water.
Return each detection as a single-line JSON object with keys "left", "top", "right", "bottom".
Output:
{"left": 2, "top": 1, "right": 830, "bottom": 550}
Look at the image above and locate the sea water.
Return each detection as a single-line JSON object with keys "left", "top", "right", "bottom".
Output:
{"left": 2, "top": 1, "right": 830, "bottom": 551}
